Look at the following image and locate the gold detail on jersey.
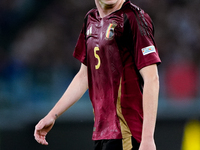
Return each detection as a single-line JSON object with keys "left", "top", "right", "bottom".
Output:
{"left": 122, "top": 137, "right": 133, "bottom": 150}
{"left": 94, "top": 47, "right": 101, "bottom": 69}
{"left": 117, "top": 79, "right": 132, "bottom": 149}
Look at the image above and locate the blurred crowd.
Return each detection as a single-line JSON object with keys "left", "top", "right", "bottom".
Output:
{"left": 0, "top": 0, "right": 200, "bottom": 107}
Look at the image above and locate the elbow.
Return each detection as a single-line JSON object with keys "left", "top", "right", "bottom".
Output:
{"left": 144, "top": 74, "right": 160, "bottom": 90}
{"left": 145, "top": 73, "right": 159, "bottom": 83}
{"left": 152, "top": 74, "right": 159, "bottom": 88}
{"left": 154, "top": 73, "right": 159, "bottom": 84}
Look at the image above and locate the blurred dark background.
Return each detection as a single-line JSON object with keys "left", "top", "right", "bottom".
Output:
{"left": 0, "top": 0, "right": 200, "bottom": 149}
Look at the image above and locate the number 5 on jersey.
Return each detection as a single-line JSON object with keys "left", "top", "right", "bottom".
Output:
{"left": 94, "top": 47, "right": 101, "bottom": 69}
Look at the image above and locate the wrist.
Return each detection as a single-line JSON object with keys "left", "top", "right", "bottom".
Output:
{"left": 141, "top": 135, "right": 154, "bottom": 142}
{"left": 47, "top": 112, "right": 59, "bottom": 121}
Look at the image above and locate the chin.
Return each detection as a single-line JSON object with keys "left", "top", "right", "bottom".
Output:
{"left": 101, "top": 0, "right": 118, "bottom": 5}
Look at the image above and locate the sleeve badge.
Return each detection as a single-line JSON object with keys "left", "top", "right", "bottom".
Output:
{"left": 141, "top": 45, "right": 156, "bottom": 55}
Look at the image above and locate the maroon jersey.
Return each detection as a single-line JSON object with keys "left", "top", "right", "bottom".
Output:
{"left": 73, "top": 0, "right": 161, "bottom": 142}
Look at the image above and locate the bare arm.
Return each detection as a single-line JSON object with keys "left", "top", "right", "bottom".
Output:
{"left": 47, "top": 63, "right": 88, "bottom": 119}
{"left": 34, "top": 63, "right": 88, "bottom": 145}
{"left": 139, "top": 64, "right": 159, "bottom": 150}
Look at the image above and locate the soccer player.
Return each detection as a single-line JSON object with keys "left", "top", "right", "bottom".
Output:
{"left": 34, "top": 0, "right": 161, "bottom": 150}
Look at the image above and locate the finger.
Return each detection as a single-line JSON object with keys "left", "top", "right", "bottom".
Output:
{"left": 42, "top": 139, "right": 49, "bottom": 145}
{"left": 36, "top": 138, "right": 48, "bottom": 145}
{"left": 34, "top": 131, "right": 41, "bottom": 142}
{"left": 34, "top": 121, "right": 44, "bottom": 138}
{"left": 38, "top": 138, "right": 48, "bottom": 145}
{"left": 34, "top": 127, "right": 41, "bottom": 139}
{"left": 39, "top": 134, "right": 48, "bottom": 145}
{"left": 34, "top": 125, "right": 45, "bottom": 142}
{"left": 34, "top": 133, "right": 48, "bottom": 145}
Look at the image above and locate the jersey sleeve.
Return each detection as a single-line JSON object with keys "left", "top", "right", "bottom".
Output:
{"left": 73, "top": 17, "right": 88, "bottom": 66}
{"left": 128, "top": 9, "right": 161, "bottom": 70}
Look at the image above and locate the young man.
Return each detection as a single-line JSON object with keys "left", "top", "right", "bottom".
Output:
{"left": 34, "top": 0, "right": 161, "bottom": 150}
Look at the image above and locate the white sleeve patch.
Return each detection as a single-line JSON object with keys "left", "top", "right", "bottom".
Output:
{"left": 141, "top": 45, "right": 156, "bottom": 55}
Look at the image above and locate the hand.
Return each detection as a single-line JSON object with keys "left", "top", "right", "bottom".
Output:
{"left": 34, "top": 116, "right": 55, "bottom": 145}
{"left": 139, "top": 138, "right": 156, "bottom": 150}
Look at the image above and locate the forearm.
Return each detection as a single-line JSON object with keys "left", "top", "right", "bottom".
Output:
{"left": 141, "top": 75, "right": 159, "bottom": 141}
{"left": 139, "top": 64, "right": 160, "bottom": 143}
{"left": 47, "top": 64, "right": 88, "bottom": 120}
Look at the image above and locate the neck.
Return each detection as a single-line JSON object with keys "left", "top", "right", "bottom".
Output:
{"left": 95, "top": 0, "right": 125, "bottom": 18}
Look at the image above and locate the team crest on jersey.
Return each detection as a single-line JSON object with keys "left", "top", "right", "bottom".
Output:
{"left": 106, "top": 23, "right": 117, "bottom": 39}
